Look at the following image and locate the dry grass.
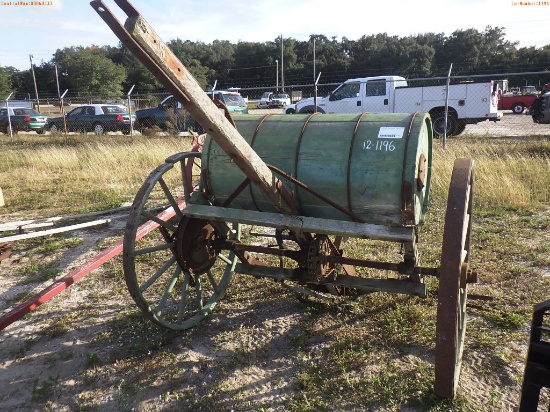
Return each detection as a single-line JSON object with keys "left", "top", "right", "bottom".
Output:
{"left": 0, "top": 134, "right": 194, "bottom": 217}
{"left": 430, "top": 137, "right": 550, "bottom": 211}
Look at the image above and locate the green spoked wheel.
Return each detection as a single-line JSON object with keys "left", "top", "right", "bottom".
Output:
{"left": 435, "top": 158, "right": 475, "bottom": 398}
{"left": 123, "top": 152, "right": 239, "bottom": 330}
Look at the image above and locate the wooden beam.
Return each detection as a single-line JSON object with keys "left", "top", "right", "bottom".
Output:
{"left": 0, "top": 205, "right": 132, "bottom": 232}
{"left": 0, "top": 219, "right": 111, "bottom": 243}
{"left": 184, "top": 204, "right": 415, "bottom": 243}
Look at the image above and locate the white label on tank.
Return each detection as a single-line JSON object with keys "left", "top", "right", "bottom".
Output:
{"left": 378, "top": 127, "right": 405, "bottom": 139}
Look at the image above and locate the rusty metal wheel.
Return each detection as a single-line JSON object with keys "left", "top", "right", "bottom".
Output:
{"left": 435, "top": 157, "right": 475, "bottom": 398}
{"left": 123, "top": 152, "right": 239, "bottom": 330}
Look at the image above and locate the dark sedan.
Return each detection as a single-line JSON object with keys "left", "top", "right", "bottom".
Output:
{"left": 0, "top": 107, "right": 50, "bottom": 134}
{"left": 48, "top": 104, "right": 135, "bottom": 134}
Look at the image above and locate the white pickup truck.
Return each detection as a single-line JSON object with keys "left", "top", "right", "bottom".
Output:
{"left": 282, "top": 75, "right": 502, "bottom": 136}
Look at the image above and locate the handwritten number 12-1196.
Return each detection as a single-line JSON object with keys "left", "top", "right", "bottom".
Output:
{"left": 363, "top": 140, "right": 396, "bottom": 152}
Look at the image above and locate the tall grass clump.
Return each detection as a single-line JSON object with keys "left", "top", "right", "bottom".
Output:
{"left": 0, "top": 134, "right": 193, "bottom": 216}
{"left": 429, "top": 137, "right": 550, "bottom": 212}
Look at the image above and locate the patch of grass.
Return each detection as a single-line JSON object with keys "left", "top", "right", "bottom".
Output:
{"left": 58, "top": 349, "right": 74, "bottom": 361}
{"left": 21, "top": 262, "right": 61, "bottom": 284}
{"left": 381, "top": 300, "right": 434, "bottom": 346}
{"left": 39, "top": 312, "right": 80, "bottom": 338}
{"left": 38, "top": 236, "right": 83, "bottom": 252}
{"left": 11, "top": 291, "right": 35, "bottom": 305}
{"left": 36, "top": 268, "right": 61, "bottom": 282}
{"left": 84, "top": 353, "right": 102, "bottom": 370}
{"left": 74, "top": 392, "right": 101, "bottom": 411}
{"left": 20, "top": 253, "right": 40, "bottom": 277}
{"left": 31, "top": 375, "right": 59, "bottom": 404}
{"left": 485, "top": 311, "right": 525, "bottom": 331}
{"left": 114, "top": 379, "right": 141, "bottom": 410}
{"left": 0, "top": 134, "right": 193, "bottom": 216}
{"left": 2, "top": 133, "right": 550, "bottom": 411}
{"left": 7, "top": 338, "right": 35, "bottom": 361}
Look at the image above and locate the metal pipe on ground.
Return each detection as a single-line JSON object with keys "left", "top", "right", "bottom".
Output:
{"left": 0, "top": 201, "right": 183, "bottom": 331}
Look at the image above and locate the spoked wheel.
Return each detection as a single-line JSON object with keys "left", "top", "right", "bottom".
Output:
{"left": 435, "top": 158, "right": 476, "bottom": 398}
{"left": 123, "top": 152, "right": 239, "bottom": 330}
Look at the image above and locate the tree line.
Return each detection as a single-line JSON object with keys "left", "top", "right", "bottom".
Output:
{"left": 1, "top": 25, "right": 550, "bottom": 100}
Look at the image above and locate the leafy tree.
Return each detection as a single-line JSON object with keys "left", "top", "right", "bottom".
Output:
{"left": 168, "top": 39, "right": 217, "bottom": 88}
{"left": 292, "top": 35, "right": 351, "bottom": 84}
{"left": 99, "top": 43, "right": 163, "bottom": 92}
{"left": 7, "top": 25, "right": 549, "bottom": 98}
{"left": 229, "top": 41, "right": 278, "bottom": 87}
{"left": 53, "top": 46, "right": 126, "bottom": 97}
{"left": 437, "top": 26, "right": 518, "bottom": 75}
{"left": 207, "top": 40, "right": 236, "bottom": 71}
{"left": 0, "top": 67, "right": 12, "bottom": 98}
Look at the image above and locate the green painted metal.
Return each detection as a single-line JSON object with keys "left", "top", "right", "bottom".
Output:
{"left": 200, "top": 113, "right": 432, "bottom": 227}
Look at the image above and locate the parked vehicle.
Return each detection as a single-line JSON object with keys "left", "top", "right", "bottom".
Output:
{"left": 0, "top": 107, "right": 50, "bottom": 134}
{"left": 257, "top": 92, "right": 274, "bottom": 108}
{"left": 495, "top": 79, "right": 539, "bottom": 114}
{"left": 498, "top": 92, "right": 538, "bottom": 114}
{"left": 206, "top": 91, "right": 248, "bottom": 114}
{"left": 48, "top": 104, "right": 135, "bottom": 134}
{"left": 135, "top": 91, "right": 248, "bottom": 134}
{"left": 529, "top": 92, "right": 550, "bottom": 124}
{"left": 134, "top": 95, "right": 192, "bottom": 132}
{"left": 269, "top": 93, "right": 291, "bottom": 108}
{"left": 283, "top": 75, "right": 502, "bottom": 136}
{"left": 510, "top": 85, "right": 538, "bottom": 95}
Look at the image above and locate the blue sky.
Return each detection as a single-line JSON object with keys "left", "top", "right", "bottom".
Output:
{"left": 1, "top": 0, "right": 549, "bottom": 71}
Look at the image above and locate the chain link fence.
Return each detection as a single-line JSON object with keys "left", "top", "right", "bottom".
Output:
{"left": 2, "top": 71, "right": 549, "bottom": 137}
{"left": 244, "top": 71, "right": 550, "bottom": 138}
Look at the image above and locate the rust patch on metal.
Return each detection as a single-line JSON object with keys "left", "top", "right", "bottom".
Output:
{"left": 401, "top": 181, "right": 415, "bottom": 223}
{"left": 417, "top": 153, "right": 427, "bottom": 192}
{"left": 0, "top": 243, "right": 12, "bottom": 262}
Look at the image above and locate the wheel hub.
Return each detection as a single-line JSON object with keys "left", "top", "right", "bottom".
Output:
{"left": 174, "top": 217, "right": 217, "bottom": 274}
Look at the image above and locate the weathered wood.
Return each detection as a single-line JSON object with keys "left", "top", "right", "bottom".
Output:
{"left": 0, "top": 206, "right": 132, "bottom": 232}
{"left": 184, "top": 204, "right": 415, "bottom": 243}
{"left": 118, "top": 11, "right": 296, "bottom": 216}
{"left": 234, "top": 264, "right": 427, "bottom": 297}
{"left": 0, "top": 219, "right": 111, "bottom": 243}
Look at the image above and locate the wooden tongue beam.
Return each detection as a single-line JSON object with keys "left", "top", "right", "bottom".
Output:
{"left": 90, "top": 0, "right": 298, "bottom": 216}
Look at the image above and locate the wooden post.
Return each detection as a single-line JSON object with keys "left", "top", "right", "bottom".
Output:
{"left": 0, "top": 187, "right": 4, "bottom": 207}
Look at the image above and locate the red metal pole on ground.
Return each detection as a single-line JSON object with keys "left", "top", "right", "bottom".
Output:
{"left": 0, "top": 202, "right": 183, "bottom": 331}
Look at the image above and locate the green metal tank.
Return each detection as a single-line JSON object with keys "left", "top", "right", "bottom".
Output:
{"left": 200, "top": 112, "right": 432, "bottom": 227}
